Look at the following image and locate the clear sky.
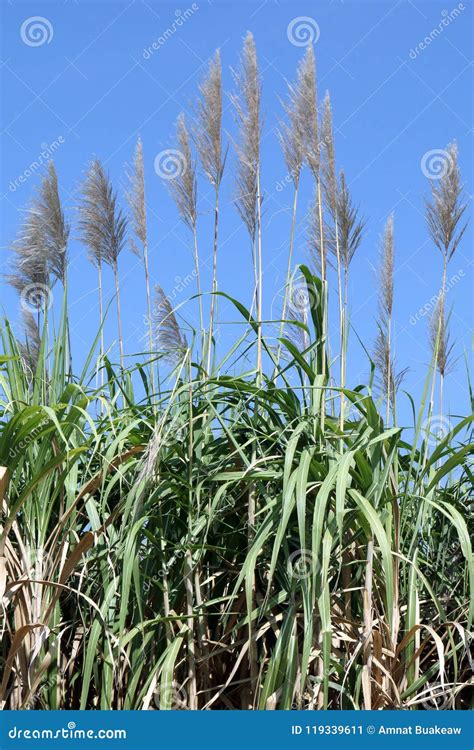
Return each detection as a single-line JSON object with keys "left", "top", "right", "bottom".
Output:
{"left": 0, "top": 0, "right": 472, "bottom": 424}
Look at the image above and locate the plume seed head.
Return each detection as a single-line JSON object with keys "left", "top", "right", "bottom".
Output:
{"left": 36, "top": 161, "right": 70, "bottom": 284}
{"left": 126, "top": 137, "right": 147, "bottom": 254}
{"left": 277, "top": 48, "right": 316, "bottom": 186}
{"left": 425, "top": 141, "right": 467, "bottom": 261}
{"left": 378, "top": 213, "right": 395, "bottom": 319}
{"left": 168, "top": 113, "right": 197, "bottom": 232}
{"left": 298, "top": 46, "right": 320, "bottom": 178}
{"left": 152, "top": 285, "right": 188, "bottom": 363}
{"left": 78, "top": 158, "right": 128, "bottom": 269}
{"left": 321, "top": 91, "right": 337, "bottom": 214}
{"left": 334, "top": 169, "right": 365, "bottom": 271}
{"left": 7, "top": 205, "right": 49, "bottom": 296}
{"left": 308, "top": 185, "right": 331, "bottom": 275}
{"left": 231, "top": 32, "right": 262, "bottom": 240}
{"left": 7, "top": 161, "right": 69, "bottom": 297}
{"left": 195, "top": 50, "right": 225, "bottom": 188}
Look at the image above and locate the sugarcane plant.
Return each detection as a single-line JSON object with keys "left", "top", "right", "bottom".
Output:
{"left": 0, "top": 36, "right": 472, "bottom": 713}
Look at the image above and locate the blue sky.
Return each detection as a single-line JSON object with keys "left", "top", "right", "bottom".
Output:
{"left": 0, "top": 0, "right": 472, "bottom": 423}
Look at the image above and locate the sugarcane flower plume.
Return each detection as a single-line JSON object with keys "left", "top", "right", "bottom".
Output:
{"left": 425, "top": 141, "right": 468, "bottom": 261}
{"left": 167, "top": 114, "right": 197, "bottom": 232}
{"left": 195, "top": 50, "right": 225, "bottom": 188}
{"left": 78, "top": 158, "right": 128, "bottom": 268}
{"left": 231, "top": 32, "right": 262, "bottom": 241}
{"left": 152, "top": 285, "right": 188, "bottom": 363}
{"left": 125, "top": 137, "right": 147, "bottom": 257}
